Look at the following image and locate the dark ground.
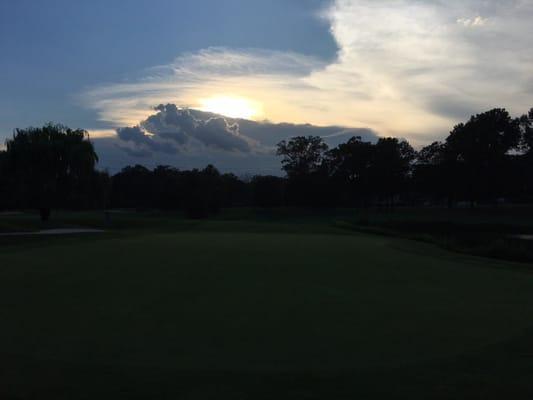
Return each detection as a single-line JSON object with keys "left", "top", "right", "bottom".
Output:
{"left": 0, "top": 208, "right": 532, "bottom": 399}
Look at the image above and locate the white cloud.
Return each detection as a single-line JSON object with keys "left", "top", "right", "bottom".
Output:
{"left": 83, "top": 48, "right": 326, "bottom": 128}
{"left": 317, "top": 0, "right": 533, "bottom": 140}
{"left": 457, "top": 16, "right": 488, "bottom": 27}
{"left": 87, "top": 129, "right": 117, "bottom": 138}
{"left": 83, "top": 0, "right": 533, "bottom": 146}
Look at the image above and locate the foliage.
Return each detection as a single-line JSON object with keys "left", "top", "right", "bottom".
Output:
{"left": 2, "top": 123, "right": 99, "bottom": 219}
{"left": 276, "top": 136, "right": 329, "bottom": 177}
{"left": 110, "top": 164, "right": 249, "bottom": 218}
{"left": 2, "top": 108, "right": 533, "bottom": 214}
{"left": 251, "top": 175, "right": 285, "bottom": 208}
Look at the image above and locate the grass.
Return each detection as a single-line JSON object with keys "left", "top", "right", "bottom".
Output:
{"left": 1, "top": 210, "right": 533, "bottom": 398}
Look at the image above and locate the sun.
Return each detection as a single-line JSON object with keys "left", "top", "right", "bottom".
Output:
{"left": 198, "top": 95, "right": 262, "bottom": 119}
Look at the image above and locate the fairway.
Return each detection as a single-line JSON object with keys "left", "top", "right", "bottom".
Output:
{"left": 1, "top": 218, "right": 533, "bottom": 399}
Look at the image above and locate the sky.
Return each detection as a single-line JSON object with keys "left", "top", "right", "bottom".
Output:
{"left": 1, "top": 0, "right": 532, "bottom": 173}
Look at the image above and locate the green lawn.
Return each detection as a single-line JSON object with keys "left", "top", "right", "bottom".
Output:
{"left": 1, "top": 212, "right": 533, "bottom": 399}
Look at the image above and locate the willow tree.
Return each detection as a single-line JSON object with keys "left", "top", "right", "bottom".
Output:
{"left": 5, "top": 123, "right": 98, "bottom": 220}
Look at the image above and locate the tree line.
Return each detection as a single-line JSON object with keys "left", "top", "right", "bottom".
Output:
{"left": 0, "top": 108, "right": 532, "bottom": 220}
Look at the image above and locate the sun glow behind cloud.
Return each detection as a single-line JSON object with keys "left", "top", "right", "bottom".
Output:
{"left": 198, "top": 95, "right": 263, "bottom": 119}
{"left": 83, "top": 0, "right": 533, "bottom": 146}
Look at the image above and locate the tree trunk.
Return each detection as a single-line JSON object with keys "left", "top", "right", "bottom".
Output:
{"left": 39, "top": 208, "right": 51, "bottom": 222}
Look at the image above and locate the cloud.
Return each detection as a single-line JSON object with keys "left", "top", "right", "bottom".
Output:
{"left": 116, "top": 126, "right": 148, "bottom": 142}
{"left": 112, "top": 104, "right": 378, "bottom": 158}
{"left": 231, "top": 118, "right": 377, "bottom": 147}
{"left": 83, "top": 0, "right": 533, "bottom": 147}
{"left": 195, "top": 117, "right": 250, "bottom": 152}
{"left": 93, "top": 104, "right": 379, "bottom": 173}
{"left": 83, "top": 48, "right": 325, "bottom": 128}
{"left": 119, "top": 146, "right": 153, "bottom": 158}
{"left": 134, "top": 104, "right": 253, "bottom": 153}
{"left": 116, "top": 125, "right": 178, "bottom": 155}
{"left": 457, "top": 16, "right": 488, "bottom": 27}
{"left": 319, "top": 0, "right": 533, "bottom": 135}
{"left": 86, "top": 129, "right": 117, "bottom": 138}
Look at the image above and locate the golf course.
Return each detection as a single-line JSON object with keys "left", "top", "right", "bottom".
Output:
{"left": 1, "top": 211, "right": 532, "bottom": 399}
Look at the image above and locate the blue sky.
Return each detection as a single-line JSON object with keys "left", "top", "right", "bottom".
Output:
{"left": 1, "top": 0, "right": 532, "bottom": 173}
{"left": 0, "top": 0, "right": 335, "bottom": 136}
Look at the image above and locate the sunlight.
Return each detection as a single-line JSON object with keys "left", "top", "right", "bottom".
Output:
{"left": 198, "top": 95, "right": 262, "bottom": 119}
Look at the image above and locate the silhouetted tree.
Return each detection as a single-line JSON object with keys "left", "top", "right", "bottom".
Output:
{"left": 277, "top": 136, "right": 330, "bottom": 206}
{"left": 109, "top": 164, "right": 251, "bottom": 216}
{"left": 277, "top": 136, "right": 328, "bottom": 178}
{"left": 0, "top": 150, "right": 9, "bottom": 210}
{"left": 202, "top": 164, "right": 223, "bottom": 215}
{"left": 327, "top": 136, "right": 374, "bottom": 206}
{"left": 251, "top": 175, "right": 285, "bottom": 208}
{"left": 220, "top": 172, "right": 250, "bottom": 207}
{"left": 413, "top": 141, "right": 456, "bottom": 206}
{"left": 368, "top": 138, "right": 415, "bottom": 207}
{"left": 516, "top": 108, "right": 533, "bottom": 199}
{"left": 5, "top": 107, "right": 533, "bottom": 216}
{"left": 4, "top": 123, "right": 98, "bottom": 220}
{"left": 519, "top": 108, "right": 533, "bottom": 151}
{"left": 152, "top": 165, "right": 182, "bottom": 210}
{"left": 180, "top": 166, "right": 218, "bottom": 219}
{"left": 91, "top": 170, "right": 112, "bottom": 210}
{"left": 446, "top": 109, "right": 521, "bottom": 205}
{"left": 111, "top": 165, "right": 153, "bottom": 209}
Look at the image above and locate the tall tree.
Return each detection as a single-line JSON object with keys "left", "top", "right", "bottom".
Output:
{"left": 327, "top": 136, "right": 374, "bottom": 182}
{"left": 251, "top": 175, "right": 285, "bottom": 208}
{"left": 111, "top": 165, "right": 153, "bottom": 209}
{"left": 276, "top": 136, "right": 328, "bottom": 178}
{"left": 413, "top": 141, "right": 458, "bottom": 206}
{"left": 276, "top": 136, "right": 330, "bottom": 206}
{"left": 519, "top": 108, "right": 533, "bottom": 152}
{"left": 152, "top": 165, "right": 182, "bottom": 210}
{"left": 326, "top": 136, "right": 374, "bottom": 205}
{"left": 368, "top": 138, "right": 415, "bottom": 206}
{"left": 446, "top": 108, "right": 521, "bottom": 204}
{"left": 4, "top": 124, "right": 98, "bottom": 220}
{"left": 0, "top": 150, "right": 9, "bottom": 210}
{"left": 517, "top": 108, "right": 533, "bottom": 198}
